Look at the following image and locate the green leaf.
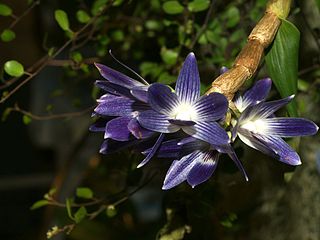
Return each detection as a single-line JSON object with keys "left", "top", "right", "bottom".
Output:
{"left": 225, "top": 6, "right": 240, "bottom": 28}
{"left": 145, "top": 20, "right": 162, "bottom": 31}
{"left": 54, "top": 9, "right": 71, "bottom": 31}
{"left": 22, "top": 115, "right": 32, "bottom": 125}
{"left": 2, "top": 108, "right": 12, "bottom": 122}
{"left": 265, "top": 19, "right": 300, "bottom": 117}
{"left": 112, "top": 0, "right": 124, "bottom": 6}
{"left": 30, "top": 200, "right": 49, "bottom": 210}
{"left": 66, "top": 198, "right": 74, "bottom": 220}
{"left": 314, "top": 0, "right": 320, "bottom": 11}
{"left": 74, "top": 206, "right": 87, "bottom": 223}
{"left": 76, "top": 187, "right": 93, "bottom": 199}
{"left": 106, "top": 205, "right": 117, "bottom": 218}
{"left": 188, "top": 0, "right": 210, "bottom": 12}
{"left": 161, "top": 48, "right": 178, "bottom": 66}
{"left": 111, "top": 30, "right": 124, "bottom": 42}
{"left": 140, "top": 62, "right": 164, "bottom": 78}
{"left": 1, "top": 29, "right": 16, "bottom": 42}
{"left": 0, "top": 3, "right": 12, "bottom": 16}
{"left": 91, "top": 0, "right": 109, "bottom": 15}
{"left": 162, "top": 1, "right": 184, "bottom": 15}
{"left": 71, "top": 52, "right": 83, "bottom": 63}
{"left": 76, "top": 10, "right": 91, "bottom": 23}
{"left": 158, "top": 72, "right": 176, "bottom": 84}
{"left": 4, "top": 60, "right": 24, "bottom": 77}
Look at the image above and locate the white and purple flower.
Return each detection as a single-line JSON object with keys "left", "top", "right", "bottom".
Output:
{"left": 90, "top": 62, "right": 155, "bottom": 154}
{"left": 144, "top": 137, "right": 248, "bottom": 189}
{"left": 232, "top": 78, "right": 318, "bottom": 165}
{"left": 136, "top": 53, "right": 230, "bottom": 167}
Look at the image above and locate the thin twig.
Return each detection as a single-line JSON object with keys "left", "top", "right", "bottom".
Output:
{"left": 189, "top": 0, "right": 215, "bottom": 49}
{"left": 0, "top": 5, "right": 110, "bottom": 104}
{"left": 8, "top": 0, "right": 40, "bottom": 29}
{"left": 8, "top": 104, "right": 94, "bottom": 120}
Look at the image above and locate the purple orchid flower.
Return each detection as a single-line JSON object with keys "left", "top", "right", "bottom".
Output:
{"left": 136, "top": 53, "right": 230, "bottom": 167}
{"left": 232, "top": 78, "right": 319, "bottom": 165}
{"left": 90, "top": 62, "right": 155, "bottom": 154}
{"left": 143, "top": 137, "right": 248, "bottom": 189}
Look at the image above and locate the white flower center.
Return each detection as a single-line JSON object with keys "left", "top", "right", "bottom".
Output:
{"left": 241, "top": 119, "right": 267, "bottom": 134}
{"left": 171, "top": 103, "right": 197, "bottom": 121}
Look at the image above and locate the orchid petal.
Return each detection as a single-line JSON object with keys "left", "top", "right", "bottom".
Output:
{"left": 240, "top": 95, "right": 294, "bottom": 121}
{"left": 94, "top": 95, "right": 148, "bottom": 117}
{"left": 127, "top": 118, "right": 155, "bottom": 139}
{"left": 194, "top": 92, "right": 228, "bottom": 121}
{"left": 143, "top": 139, "right": 182, "bottom": 158}
{"left": 258, "top": 117, "right": 318, "bottom": 137}
{"left": 183, "top": 122, "right": 230, "bottom": 146}
{"left": 175, "top": 53, "right": 200, "bottom": 104}
{"left": 137, "top": 133, "right": 164, "bottom": 168}
{"left": 130, "top": 86, "right": 148, "bottom": 103}
{"left": 227, "top": 150, "right": 249, "bottom": 181}
{"left": 148, "top": 83, "right": 180, "bottom": 115}
{"left": 187, "top": 151, "right": 219, "bottom": 188}
{"left": 95, "top": 80, "right": 131, "bottom": 97}
{"left": 162, "top": 151, "right": 202, "bottom": 190}
{"left": 105, "top": 116, "right": 132, "bottom": 141}
{"left": 255, "top": 134, "right": 301, "bottom": 165}
{"left": 137, "top": 110, "right": 180, "bottom": 133}
{"left": 234, "top": 78, "right": 272, "bottom": 112}
{"left": 95, "top": 63, "right": 144, "bottom": 88}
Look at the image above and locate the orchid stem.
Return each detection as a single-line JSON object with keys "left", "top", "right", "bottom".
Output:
{"left": 207, "top": 0, "right": 292, "bottom": 100}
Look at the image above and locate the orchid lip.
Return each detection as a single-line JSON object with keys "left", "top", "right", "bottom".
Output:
{"left": 170, "top": 102, "right": 198, "bottom": 121}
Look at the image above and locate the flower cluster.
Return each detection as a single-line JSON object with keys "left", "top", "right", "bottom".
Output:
{"left": 91, "top": 53, "right": 318, "bottom": 190}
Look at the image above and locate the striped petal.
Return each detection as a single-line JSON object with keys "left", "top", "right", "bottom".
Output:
{"left": 137, "top": 133, "right": 164, "bottom": 168}
{"left": 194, "top": 92, "right": 228, "bottom": 121}
{"left": 162, "top": 151, "right": 202, "bottom": 190}
{"left": 175, "top": 53, "right": 200, "bottom": 104}
{"left": 105, "top": 116, "right": 132, "bottom": 141}
{"left": 94, "top": 95, "right": 148, "bottom": 117}
{"left": 255, "top": 134, "right": 301, "bottom": 165}
{"left": 187, "top": 151, "right": 219, "bottom": 188}
{"left": 227, "top": 150, "right": 249, "bottom": 181}
{"left": 234, "top": 78, "right": 272, "bottom": 112}
{"left": 127, "top": 118, "right": 155, "bottom": 139}
{"left": 143, "top": 137, "right": 207, "bottom": 158}
{"left": 143, "top": 139, "right": 182, "bottom": 158}
{"left": 137, "top": 110, "right": 180, "bottom": 133}
{"left": 238, "top": 131, "right": 301, "bottom": 166}
{"left": 95, "top": 80, "right": 131, "bottom": 97}
{"left": 257, "top": 118, "right": 318, "bottom": 137}
{"left": 130, "top": 86, "right": 148, "bottom": 103}
{"left": 240, "top": 95, "right": 294, "bottom": 121}
{"left": 148, "top": 83, "right": 180, "bottom": 115}
{"left": 95, "top": 63, "right": 144, "bottom": 88}
{"left": 182, "top": 122, "right": 230, "bottom": 146}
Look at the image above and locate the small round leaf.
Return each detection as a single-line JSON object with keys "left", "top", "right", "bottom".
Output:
{"left": 188, "top": 0, "right": 210, "bottom": 12}
{"left": 4, "top": 60, "right": 24, "bottom": 77}
{"left": 76, "top": 10, "right": 90, "bottom": 23}
{"left": 1, "top": 29, "right": 16, "bottom": 42}
{"left": 162, "top": 1, "right": 184, "bottom": 15}
{"left": 0, "top": 3, "right": 12, "bottom": 16}
{"left": 54, "top": 9, "right": 70, "bottom": 31}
